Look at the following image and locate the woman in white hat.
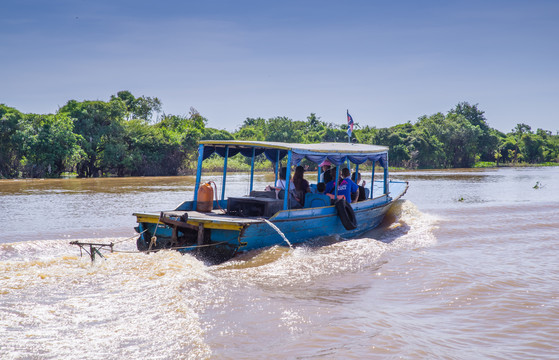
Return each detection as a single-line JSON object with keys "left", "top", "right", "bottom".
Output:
{"left": 318, "top": 159, "right": 331, "bottom": 182}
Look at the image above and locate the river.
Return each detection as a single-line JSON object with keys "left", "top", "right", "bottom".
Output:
{"left": 1, "top": 167, "right": 558, "bottom": 359}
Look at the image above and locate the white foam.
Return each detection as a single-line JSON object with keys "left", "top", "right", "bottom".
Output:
{"left": 0, "top": 199, "right": 439, "bottom": 358}
{"left": 214, "top": 200, "right": 438, "bottom": 287}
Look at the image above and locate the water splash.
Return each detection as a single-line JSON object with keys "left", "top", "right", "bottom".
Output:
{"left": 0, "top": 199, "right": 438, "bottom": 359}
{"left": 263, "top": 218, "right": 293, "bottom": 248}
{"left": 214, "top": 199, "right": 438, "bottom": 287}
{"left": 0, "top": 248, "right": 214, "bottom": 359}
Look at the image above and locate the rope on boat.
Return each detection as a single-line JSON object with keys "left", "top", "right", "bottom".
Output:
{"left": 208, "top": 180, "right": 226, "bottom": 214}
{"left": 112, "top": 229, "right": 148, "bottom": 244}
{"left": 148, "top": 219, "right": 161, "bottom": 251}
{"left": 262, "top": 219, "right": 293, "bottom": 249}
{"left": 112, "top": 240, "right": 231, "bottom": 254}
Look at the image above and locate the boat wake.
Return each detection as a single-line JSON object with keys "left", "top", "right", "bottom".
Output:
{"left": 214, "top": 200, "right": 438, "bottom": 285}
{"left": 0, "top": 200, "right": 437, "bottom": 359}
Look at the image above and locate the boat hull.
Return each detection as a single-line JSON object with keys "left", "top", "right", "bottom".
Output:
{"left": 238, "top": 196, "right": 392, "bottom": 251}
{"left": 134, "top": 181, "right": 408, "bottom": 262}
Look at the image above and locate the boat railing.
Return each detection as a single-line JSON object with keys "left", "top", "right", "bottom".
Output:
{"left": 192, "top": 142, "right": 392, "bottom": 212}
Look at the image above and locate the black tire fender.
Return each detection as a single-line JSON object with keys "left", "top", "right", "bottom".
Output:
{"left": 335, "top": 199, "right": 357, "bottom": 230}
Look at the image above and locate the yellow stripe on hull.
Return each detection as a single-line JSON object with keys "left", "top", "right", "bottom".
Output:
{"left": 134, "top": 213, "right": 244, "bottom": 231}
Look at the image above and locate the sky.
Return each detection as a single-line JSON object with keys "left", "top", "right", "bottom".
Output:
{"left": 2, "top": 0, "right": 558, "bottom": 133}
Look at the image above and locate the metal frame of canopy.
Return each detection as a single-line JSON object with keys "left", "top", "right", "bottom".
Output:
{"left": 193, "top": 141, "right": 390, "bottom": 211}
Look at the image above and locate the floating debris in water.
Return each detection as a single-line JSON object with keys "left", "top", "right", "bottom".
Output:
{"left": 533, "top": 181, "right": 544, "bottom": 189}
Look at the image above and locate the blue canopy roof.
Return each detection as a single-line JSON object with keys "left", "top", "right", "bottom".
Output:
{"left": 199, "top": 140, "right": 388, "bottom": 168}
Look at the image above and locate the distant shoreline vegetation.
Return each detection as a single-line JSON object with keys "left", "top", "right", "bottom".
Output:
{"left": 1, "top": 91, "right": 558, "bottom": 179}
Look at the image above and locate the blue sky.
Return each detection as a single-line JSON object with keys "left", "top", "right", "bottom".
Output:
{"left": 2, "top": 0, "right": 558, "bottom": 133}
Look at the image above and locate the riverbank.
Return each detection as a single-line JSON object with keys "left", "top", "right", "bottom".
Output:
{"left": 474, "top": 161, "right": 559, "bottom": 168}
{"left": 4, "top": 157, "right": 558, "bottom": 180}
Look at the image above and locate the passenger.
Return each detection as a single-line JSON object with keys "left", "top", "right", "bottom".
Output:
{"left": 267, "top": 167, "right": 301, "bottom": 208}
{"left": 325, "top": 168, "right": 345, "bottom": 202}
{"left": 351, "top": 171, "right": 367, "bottom": 201}
{"left": 318, "top": 160, "right": 332, "bottom": 182}
{"left": 324, "top": 167, "right": 338, "bottom": 195}
{"left": 323, "top": 166, "right": 333, "bottom": 184}
{"left": 337, "top": 168, "right": 359, "bottom": 203}
{"left": 270, "top": 167, "right": 295, "bottom": 192}
{"left": 316, "top": 182, "right": 326, "bottom": 194}
{"left": 292, "top": 165, "right": 310, "bottom": 206}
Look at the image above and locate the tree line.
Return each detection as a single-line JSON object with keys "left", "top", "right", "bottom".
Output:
{"left": 1, "top": 91, "right": 558, "bottom": 178}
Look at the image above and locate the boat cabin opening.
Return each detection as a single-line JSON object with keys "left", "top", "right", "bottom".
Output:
{"left": 188, "top": 140, "right": 391, "bottom": 218}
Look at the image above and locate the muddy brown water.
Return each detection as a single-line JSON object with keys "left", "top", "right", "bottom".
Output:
{"left": 1, "top": 167, "right": 558, "bottom": 359}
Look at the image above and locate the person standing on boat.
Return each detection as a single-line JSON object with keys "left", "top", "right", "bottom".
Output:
{"left": 337, "top": 168, "right": 359, "bottom": 203}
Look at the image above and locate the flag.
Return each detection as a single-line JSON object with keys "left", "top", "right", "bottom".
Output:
{"left": 347, "top": 110, "right": 354, "bottom": 137}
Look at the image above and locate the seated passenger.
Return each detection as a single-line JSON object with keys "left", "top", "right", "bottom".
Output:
{"left": 318, "top": 160, "right": 332, "bottom": 182}
{"left": 323, "top": 165, "right": 333, "bottom": 184}
{"left": 325, "top": 167, "right": 346, "bottom": 202}
{"left": 351, "top": 171, "right": 367, "bottom": 201}
{"left": 292, "top": 165, "right": 310, "bottom": 206}
{"left": 267, "top": 167, "right": 295, "bottom": 192}
{"left": 267, "top": 167, "right": 301, "bottom": 208}
{"left": 337, "top": 168, "right": 359, "bottom": 204}
{"left": 324, "top": 167, "right": 338, "bottom": 195}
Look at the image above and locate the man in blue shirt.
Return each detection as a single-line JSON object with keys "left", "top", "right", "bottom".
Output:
{"left": 324, "top": 167, "right": 337, "bottom": 195}
{"left": 337, "top": 168, "right": 359, "bottom": 203}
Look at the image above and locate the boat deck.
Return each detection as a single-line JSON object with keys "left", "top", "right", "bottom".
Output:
{"left": 165, "top": 210, "right": 264, "bottom": 223}
{"left": 133, "top": 209, "right": 264, "bottom": 226}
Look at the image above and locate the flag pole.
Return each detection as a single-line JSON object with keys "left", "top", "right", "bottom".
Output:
{"left": 346, "top": 109, "right": 351, "bottom": 170}
{"left": 347, "top": 109, "right": 351, "bottom": 144}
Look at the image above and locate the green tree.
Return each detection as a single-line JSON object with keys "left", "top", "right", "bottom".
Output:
{"left": 0, "top": 105, "right": 25, "bottom": 177}
{"left": 202, "top": 128, "right": 235, "bottom": 140}
{"left": 440, "top": 113, "right": 482, "bottom": 168}
{"left": 408, "top": 129, "right": 446, "bottom": 169}
{"left": 520, "top": 133, "right": 544, "bottom": 163}
{"left": 235, "top": 127, "right": 263, "bottom": 140}
{"left": 20, "top": 113, "right": 85, "bottom": 177}
{"left": 133, "top": 96, "right": 162, "bottom": 122}
{"left": 111, "top": 90, "right": 162, "bottom": 122}
{"left": 111, "top": 90, "right": 136, "bottom": 119}
{"left": 265, "top": 116, "right": 304, "bottom": 143}
{"left": 241, "top": 117, "right": 266, "bottom": 129}
{"left": 449, "top": 102, "right": 498, "bottom": 162}
{"left": 499, "top": 136, "right": 517, "bottom": 163}
{"left": 154, "top": 112, "right": 207, "bottom": 174}
{"left": 59, "top": 98, "right": 127, "bottom": 177}
{"left": 512, "top": 123, "right": 532, "bottom": 136}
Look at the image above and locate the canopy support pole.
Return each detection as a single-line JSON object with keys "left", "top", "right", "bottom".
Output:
{"left": 221, "top": 145, "right": 229, "bottom": 201}
{"left": 334, "top": 166, "right": 340, "bottom": 198}
{"left": 249, "top": 147, "right": 255, "bottom": 193}
{"left": 283, "top": 151, "right": 292, "bottom": 210}
{"left": 370, "top": 160, "right": 375, "bottom": 199}
{"left": 275, "top": 150, "right": 280, "bottom": 184}
{"left": 193, "top": 144, "right": 204, "bottom": 208}
{"left": 383, "top": 156, "right": 389, "bottom": 195}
